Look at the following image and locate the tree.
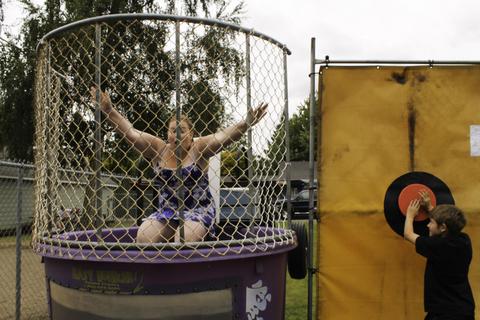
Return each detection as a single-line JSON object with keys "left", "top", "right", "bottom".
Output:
{"left": 289, "top": 97, "right": 317, "bottom": 161}
{"left": 0, "top": 2, "right": 48, "bottom": 160}
{"left": 0, "top": 0, "right": 245, "bottom": 164}
{"left": 1, "top": 0, "right": 247, "bottom": 229}
{"left": 265, "top": 96, "right": 318, "bottom": 172}
{"left": 0, "top": 0, "right": 4, "bottom": 35}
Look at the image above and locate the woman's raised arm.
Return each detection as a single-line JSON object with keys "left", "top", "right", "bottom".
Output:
{"left": 194, "top": 102, "right": 268, "bottom": 158}
{"left": 90, "top": 87, "right": 166, "bottom": 160}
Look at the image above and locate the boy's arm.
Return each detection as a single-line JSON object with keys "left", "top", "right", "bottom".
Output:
{"left": 404, "top": 199, "right": 421, "bottom": 244}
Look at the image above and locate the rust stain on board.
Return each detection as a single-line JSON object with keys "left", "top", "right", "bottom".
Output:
{"left": 414, "top": 73, "right": 427, "bottom": 83}
{"left": 407, "top": 100, "right": 416, "bottom": 172}
{"left": 391, "top": 68, "right": 408, "bottom": 85}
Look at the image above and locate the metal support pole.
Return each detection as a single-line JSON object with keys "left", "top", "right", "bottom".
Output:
{"left": 94, "top": 23, "right": 103, "bottom": 236}
{"left": 175, "top": 20, "right": 185, "bottom": 242}
{"left": 307, "top": 37, "right": 317, "bottom": 320}
{"left": 15, "top": 164, "right": 24, "bottom": 320}
{"left": 135, "top": 180, "right": 145, "bottom": 227}
{"left": 245, "top": 33, "right": 255, "bottom": 222}
{"left": 283, "top": 51, "right": 292, "bottom": 227}
{"left": 45, "top": 44, "right": 52, "bottom": 232}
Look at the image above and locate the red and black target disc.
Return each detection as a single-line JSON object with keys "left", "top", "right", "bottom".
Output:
{"left": 383, "top": 171, "right": 454, "bottom": 237}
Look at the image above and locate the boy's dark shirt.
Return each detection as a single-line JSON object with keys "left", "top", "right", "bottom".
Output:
{"left": 415, "top": 232, "right": 475, "bottom": 316}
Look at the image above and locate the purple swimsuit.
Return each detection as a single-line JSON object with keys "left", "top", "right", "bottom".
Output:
{"left": 146, "top": 163, "right": 216, "bottom": 231}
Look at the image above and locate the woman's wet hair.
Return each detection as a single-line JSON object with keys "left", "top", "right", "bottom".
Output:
{"left": 168, "top": 114, "right": 193, "bottom": 130}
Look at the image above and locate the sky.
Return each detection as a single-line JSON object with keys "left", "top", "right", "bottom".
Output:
{"left": 3, "top": 0, "right": 480, "bottom": 113}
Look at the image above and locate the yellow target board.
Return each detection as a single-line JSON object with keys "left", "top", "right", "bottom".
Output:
{"left": 317, "top": 66, "right": 480, "bottom": 319}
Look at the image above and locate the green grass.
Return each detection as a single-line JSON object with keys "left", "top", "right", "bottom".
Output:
{"left": 285, "top": 219, "right": 317, "bottom": 319}
{"left": 285, "top": 274, "right": 312, "bottom": 319}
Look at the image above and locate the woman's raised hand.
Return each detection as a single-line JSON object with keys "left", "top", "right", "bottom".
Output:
{"left": 246, "top": 102, "right": 268, "bottom": 127}
{"left": 90, "top": 86, "right": 113, "bottom": 114}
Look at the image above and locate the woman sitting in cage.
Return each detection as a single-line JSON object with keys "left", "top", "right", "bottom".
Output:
{"left": 90, "top": 87, "right": 268, "bottom": 243}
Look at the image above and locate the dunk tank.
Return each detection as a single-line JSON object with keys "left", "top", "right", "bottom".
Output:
{"left": 33, "top": 15, "right": 303, "bottom": 320}
{"left": 313, "top": 55, "right": 480, "bottom": 319}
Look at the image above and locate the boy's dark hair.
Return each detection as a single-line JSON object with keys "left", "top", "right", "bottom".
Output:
{"left": 429, "top": 204, "right": 466, "bottom": 235}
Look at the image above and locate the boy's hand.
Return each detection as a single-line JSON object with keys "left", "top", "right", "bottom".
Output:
{"left": 406, "top": 199, "right": 421, "bottom": 218}
{"left": 404, "top": 199, "right": 421, "bottom": 244}
{"left": 419, "top": 189, "right": 434, "bottom": 212}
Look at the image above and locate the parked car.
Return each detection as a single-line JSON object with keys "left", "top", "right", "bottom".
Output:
{"left": 276, "top": 189, "right": 317, "bottom": 220}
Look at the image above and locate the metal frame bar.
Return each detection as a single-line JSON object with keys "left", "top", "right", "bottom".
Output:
{"left": 245, "top": 33, "right": 255, "bottom": 223}
{"left": 37, "top": 13, "right": 291, "bottom": 55}
{"left": 94, "top": 23, "right": 103, "bottom": 236}
{"left": 0, "top": 160, "right": 134, "bottom": 183}
{"left": 174, "top": 20, "right": 185, "bottom": 243}
{"left": 283, "top": 51, "right": 292, "bottom": 227}
{"left": 0, "top": 161, "right": 35, "bottom": 169}
{"left": 37, "top": 232, "right": 295, "bottom": 251}
{"left": 15, "top": 165, "right": 23, "bottom": 320}
{"left": 45, "top": 43, "right": 53, "bottom": 236}
{"left": 307, "top": 37, "right": 317, "bottom": 320}
{"left": 314, "top": 58, "right": 480, "bottom": 66}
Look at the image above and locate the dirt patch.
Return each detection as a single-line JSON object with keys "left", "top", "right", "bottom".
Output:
{"left": 0, "top": 245, "right": 48, "bottom": 319}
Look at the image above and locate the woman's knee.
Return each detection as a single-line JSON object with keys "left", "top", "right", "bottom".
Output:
{"left": 174, "top": 221, "right": 207, "bottom": 242}
{"left": 136, "top": 220, "right": 175, "bottom": 243}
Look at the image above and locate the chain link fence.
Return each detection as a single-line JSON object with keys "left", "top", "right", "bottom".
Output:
{"left": 34, "top": 15, "right": 293, "bottom": 262}
{"left": 0, "top": 160, "right": 48, "bottom": 320}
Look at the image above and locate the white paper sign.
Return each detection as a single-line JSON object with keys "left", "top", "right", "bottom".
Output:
{"left": 470, "top": 125, "right": 480, "bottom": 157}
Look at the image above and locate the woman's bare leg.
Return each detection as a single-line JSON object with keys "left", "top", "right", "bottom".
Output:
{"left": 136, "top": 219, "right": 177, "bottom": 243}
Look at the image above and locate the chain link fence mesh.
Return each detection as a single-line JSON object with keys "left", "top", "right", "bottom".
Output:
{"left": 34, "top": 15, "right": 293, "bottom": 262}
{"left": 0, "top": 161, "right": 48, "bottom": 320}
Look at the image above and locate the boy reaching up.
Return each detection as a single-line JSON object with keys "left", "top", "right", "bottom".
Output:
{"left": 404, "top": 191, "right": 475, "bottom": 320}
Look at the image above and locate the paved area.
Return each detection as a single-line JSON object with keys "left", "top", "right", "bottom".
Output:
{"left": 0, "top": 244, "right": 48, "bottom": 320}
